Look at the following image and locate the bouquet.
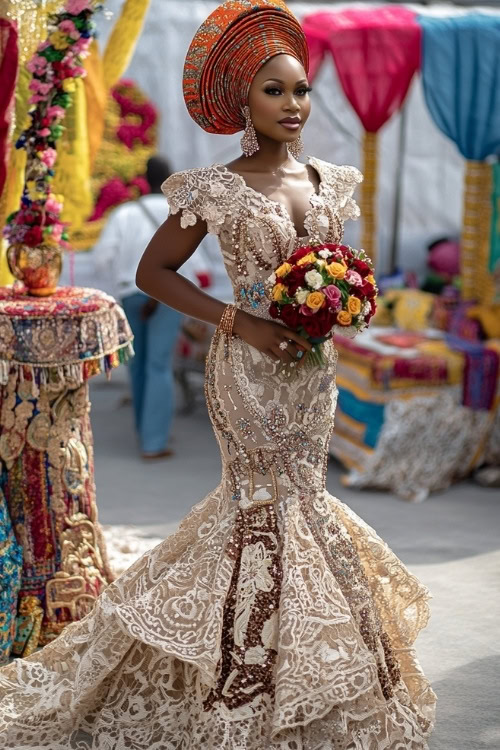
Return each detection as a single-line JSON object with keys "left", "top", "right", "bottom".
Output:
{"left": 268, "top": 243, "right": 377, "bottom": 366}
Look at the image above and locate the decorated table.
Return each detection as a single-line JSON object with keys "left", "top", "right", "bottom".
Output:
{"left": 331, "top": 326, "right": 500, "bottom": 501}
{"left": 0, "top": 286, "right": 133, "bottom": 664}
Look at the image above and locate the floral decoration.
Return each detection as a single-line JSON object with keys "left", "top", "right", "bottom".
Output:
{"left": 3, "top": 0, "right": 98, "bottom": 250}
{"left": 267, "top": 243, "right": 377, "bottom": 366}
{"left": 88, "top": 80, "right": 158, "bottom": 222}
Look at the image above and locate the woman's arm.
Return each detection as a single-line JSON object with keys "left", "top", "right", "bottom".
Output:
{"left": 136, "top": 213, "right": 226, "bottom": 326}
{"left": 136, "top": 213, "right": 311, "bottom": 363}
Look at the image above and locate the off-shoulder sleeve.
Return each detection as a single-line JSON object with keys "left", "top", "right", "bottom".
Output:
{"left": 161, "top": 166, "right": 234, "bottom": 234}
{"left": 310, "top": 158, "right": 363, "bottom": 222}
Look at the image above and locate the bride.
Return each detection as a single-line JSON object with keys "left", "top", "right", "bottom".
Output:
{"left": 0, "top": 1, "right": 436, "bottom": 747}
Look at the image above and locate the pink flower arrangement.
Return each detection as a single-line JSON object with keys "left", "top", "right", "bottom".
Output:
{"left": 4, "top": 0, "right": 97, "bottom": 253}
{"left": 67, "top": 0, "right": 91, "bottom": 12}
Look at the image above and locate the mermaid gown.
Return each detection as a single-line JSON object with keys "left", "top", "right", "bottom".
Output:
{"left": 0, "top": 158, "right": 436, "bottom": 749}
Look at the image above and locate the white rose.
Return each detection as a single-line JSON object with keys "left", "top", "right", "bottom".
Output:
{"left": 305, "top": 269, "right": 324, "bottom": 290}
{"left": 295, "top": 288, "right": 308, "bottom": 304}
{"left": 318, "top": 249, "right": 331, "bottom": 259}
{"left": 316, "top": 259, "right": 326, "bottom": 269}
{"left": 267, "top": 272, "right": 276, "bottom": 285}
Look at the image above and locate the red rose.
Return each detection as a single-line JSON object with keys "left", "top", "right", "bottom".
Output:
{"left": 269, "top": 302, "right": 280, "bottom": 319}
{"left": 366, "top": 297, "right": 377, "bottom": 322}
{"left": 360, "top": 281, "right": 377, "bottom": 299}
{"left": 285, "top": 266, "right": 308, "bottom": 295}
{"left": 352, "top": 259, "right": 371, "bottom": 277}
{"left": 302, "top": 307, "right": 333, "bottom": 338}
{"left": 288, "top": 246, "right": 313, "bottom": 263}
{"left": 24, "top": 226, "right": 43, "bottom": 246}
{"left": 281, "top": 304, "right": 301, "bottom": 329}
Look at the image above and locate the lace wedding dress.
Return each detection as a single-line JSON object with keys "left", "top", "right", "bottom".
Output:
{"left": 0, "top": 158, "right": 436, "bottom": 749}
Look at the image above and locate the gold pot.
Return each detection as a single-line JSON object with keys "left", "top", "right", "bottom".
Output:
{"left": 7, "top": 243, "right": 62, "bottom": 296}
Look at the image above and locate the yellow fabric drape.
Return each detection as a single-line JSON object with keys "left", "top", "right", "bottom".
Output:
{"left": 52, "top": 79, "right": 92, "bottom": 231}
{"left": 461, "top": 161, "right": 494, "bottom": 303}
{"left": 102, "top": 0, "right": 152, "bottom": 90}
{"left": 83, "top": 40, "right": 107, "bottom": 169}
{"left": 359, "top": 130, "right": 377, "bottom": 267}
{"left": 0, "top": 66, "right": 32, "bottom": 285}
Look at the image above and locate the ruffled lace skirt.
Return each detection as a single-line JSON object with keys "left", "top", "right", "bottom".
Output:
{"left": 0, "top": 335, "right": 436, "bottom": 748}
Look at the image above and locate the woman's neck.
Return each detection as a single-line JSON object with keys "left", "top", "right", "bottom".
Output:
{"left": 242, "top": 136, "right": 294, "bottom": 172}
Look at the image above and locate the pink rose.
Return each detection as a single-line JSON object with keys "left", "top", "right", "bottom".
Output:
{"left": 299, "top": 303, "right": 317, "bottom": 317}
{"left": 29, "top": 94, "right": 47, "bottom": 104}
{"left": 47, "top": 105, "right": 65, "bottom": 120}
{"left": 59, "top": 20, "right": 79, "bottom": 39}
{"left": 46, "top": 197, "right": 63, "bottom": 214}
{"left": 26, "top": 55, "right": 47, "bottom": 74}
{"left": 65, "top": 0, "right": 90, "bottom": 14}
{"left": 345, "top": 270, "right": 363, "bottom": 286}
{"left": 40, "top": 148, "right": 57, "bottom": 168}
{"left": 324, "top": 285, "right": 342, "bottom": 310}
{"left": 72, "top": 37, "right": 91, "bottom": 54}
{"left": 37, "top": 128, "right": 51, "bottom": 137}
{"left": 51, "top": 224, "right": 63, "bottom": 242}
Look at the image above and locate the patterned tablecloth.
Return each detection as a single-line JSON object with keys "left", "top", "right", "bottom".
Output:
{"left": 0, "top": 287, "right": 133, "bottom": 664}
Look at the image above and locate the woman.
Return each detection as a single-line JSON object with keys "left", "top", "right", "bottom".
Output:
{"left": 0, "top": 2, "right": 436, "bottom": 748}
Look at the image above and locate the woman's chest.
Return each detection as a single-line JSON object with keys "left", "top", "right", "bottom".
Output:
{"left": 216, "top": 192, "right": 344, "bottom": 317}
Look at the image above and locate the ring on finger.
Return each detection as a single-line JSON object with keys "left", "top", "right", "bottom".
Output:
{"left": 279, "top": 340, "right": 288, "bottom": 351}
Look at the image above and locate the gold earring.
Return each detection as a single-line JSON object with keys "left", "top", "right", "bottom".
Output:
{"left": 240, "top": 106, "right": 259, "bottom": 157}
{"left": 288, "top": 133, "right": 304, "bottom": 159}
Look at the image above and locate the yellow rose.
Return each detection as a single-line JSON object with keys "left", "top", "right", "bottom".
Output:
{"left": 272, "top": 283, "right": 286, "bottom": 302}
{"left": 337, "top": 310, "right": 352, "bottom": 326}
{"left": 297, "top": 252, "right": 317, "bottom": 267}
{"left": 62, "top": 79, "right": 76, "bottom": 93}
{"left": 365, "top": 274, "right": 376, "bottom": 285}
{"left": 50, "top": 31, "right": 69, "bottom": 50}
{"left": 306, "top": 291, "right": 325, "bottom": 311}
{"left": 326, "top": 262, "right": 346, "bottom": 280}
{"left": 275, "top": 262, "right": 292, "bottom": 278}
{"left": 347, "top": 296, "right": 361, "bottom": 315}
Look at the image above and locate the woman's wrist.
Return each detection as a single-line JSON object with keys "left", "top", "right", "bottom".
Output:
{"left": 232, "top": 307, "right": 251, "bottom": 337}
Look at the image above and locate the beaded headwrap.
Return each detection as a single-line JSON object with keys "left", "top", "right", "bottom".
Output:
{"left": 183, "top": 0, "right": 309, "bottom": 135}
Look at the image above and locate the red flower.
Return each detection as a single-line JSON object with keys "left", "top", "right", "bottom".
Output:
{"left": 352, "top": 259, "right": 371, "bottom": 277}
{"left": 366, "top": 297, "right": 377, "bottom": 321}
{"left": 269, "top": 302, "right": 280, "bottom": 319}
{"left": 285, "top": 266, "right": 308, "bottom": 295}
{"left": 360, "top": 280, "right": 377, "bottom": 299}
{"left": 281, "top": 304, "right": 301, "bottom": 329}
{"left": 288, "top": 245, "right": 313, "bottom": 264}
{"left": 302, "top": 307, "right": 333, "bottom": 337}
{"left": 24, "top": 226, "right": 43, "bottom": 246}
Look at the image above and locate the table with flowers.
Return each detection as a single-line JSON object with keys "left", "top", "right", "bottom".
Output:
{"left": 0, "top": 286, "right": 133, "bottom": 664}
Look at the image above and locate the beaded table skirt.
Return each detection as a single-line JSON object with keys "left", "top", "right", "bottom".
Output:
{"left": 0, "top": 287, "right": 133, "bottom": 664}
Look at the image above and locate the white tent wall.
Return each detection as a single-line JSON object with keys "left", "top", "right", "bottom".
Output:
{"left": 95, "top": 1, "right": 499, "bottom": 277}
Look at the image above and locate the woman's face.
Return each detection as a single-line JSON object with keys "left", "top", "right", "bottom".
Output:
{"left": 247, "top": 54, "right": 311, "bottom": 146}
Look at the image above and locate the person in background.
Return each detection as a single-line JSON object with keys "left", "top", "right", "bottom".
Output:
{"left": 94, "top": 156, "right": 184, "bottom": 459}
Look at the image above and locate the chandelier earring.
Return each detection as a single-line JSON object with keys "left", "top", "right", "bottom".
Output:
{"left": 240, "top": 106, "right": 259, "bottom": 157}
{"left": 288, "top": 133, "right": 304, "bottom": 159}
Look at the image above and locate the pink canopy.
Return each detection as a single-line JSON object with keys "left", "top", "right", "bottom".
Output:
{"left": 303, "top": 6, "right": 421, "bottom": 133}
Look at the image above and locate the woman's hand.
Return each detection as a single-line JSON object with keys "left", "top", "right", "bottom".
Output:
{"left": 233, "top": 309, "right": 312, "bottom": 365}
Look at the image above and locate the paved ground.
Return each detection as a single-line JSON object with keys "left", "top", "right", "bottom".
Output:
{"left": 89, "top": 365, "right": 500, "bottom": 750}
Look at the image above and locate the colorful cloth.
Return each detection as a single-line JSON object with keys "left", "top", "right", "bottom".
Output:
{"left": 183, "top": 0, "right": 309, "bottom": 134}
{"left": 0, "top": 286, "right": 133, "bottom": 388}
{"left": 0, "top": 489, "right": 22, "bottom": 666}
{"left": 0, "top": 287, "right": 133, "bottom": 658}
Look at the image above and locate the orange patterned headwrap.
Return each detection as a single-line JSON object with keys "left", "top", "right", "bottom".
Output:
{"left": 183, "top": 0, "right": 309, "bottom": 134}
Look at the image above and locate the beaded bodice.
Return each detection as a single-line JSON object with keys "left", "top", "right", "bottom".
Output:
{"left": 163, "top": 157, "right": 362, "bottom": 318}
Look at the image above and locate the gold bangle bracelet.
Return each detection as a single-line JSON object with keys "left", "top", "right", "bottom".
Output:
{"left": 218, "top": 303, "right": 237, "bottom": 336}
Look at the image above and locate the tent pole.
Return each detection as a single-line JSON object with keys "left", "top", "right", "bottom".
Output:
{"left": 389, "top": 101, "right": 408, "bottom": 274}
